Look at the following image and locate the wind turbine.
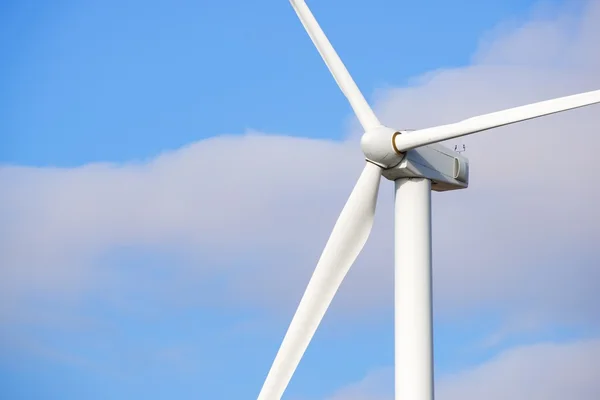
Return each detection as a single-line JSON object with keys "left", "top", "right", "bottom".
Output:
{"left": 257, "top": 1, "right": 600, "bottom": 399}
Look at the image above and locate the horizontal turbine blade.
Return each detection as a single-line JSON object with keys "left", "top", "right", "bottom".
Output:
{"left": 394, "top": 89, "right": 600, "bottom": 151}
{"left": 257, "top": 162, "right": 382, "bottom": 400}
{"left": 290, "top": 0, "right": 381, "bottom": 131}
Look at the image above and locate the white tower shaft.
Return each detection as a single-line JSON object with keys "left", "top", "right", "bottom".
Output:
{"left": 394, "top": 178, "right": 434, "bottom": 400}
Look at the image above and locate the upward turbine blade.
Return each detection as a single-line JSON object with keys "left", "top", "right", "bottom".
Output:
{"left": 257, "top": 162, "right": 382, "bottom": 400}
{"left": 290, "top": 0, "right": 381, "bottom": 131}
{"left": 394, "top": 89, "right": 600, "bottom": 152}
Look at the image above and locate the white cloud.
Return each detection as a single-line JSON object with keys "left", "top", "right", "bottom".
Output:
{"left": 326, "top": 338, "right": 600, "bottom": 400}
{"left": 326, "top": 367, "right": 392, "bottom": 400}
{"left": 439, "top": 339, "right": 600, "bottom": 400}
{"left": 1, "top": 0, "right": 600, "bottom": 333}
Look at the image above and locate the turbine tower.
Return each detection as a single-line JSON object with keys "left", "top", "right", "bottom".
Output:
{"left": 257, "top": 1, "right": 600, "bottom": 399}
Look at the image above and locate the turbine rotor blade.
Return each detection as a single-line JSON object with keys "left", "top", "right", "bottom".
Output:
{"left": 394, "top": 89, "right": 600, "bottom": 151}
{"left": 290, "top": 0, "right": 381, "bottom": 131}
{"left": 257, "top": 162, "right": 382, "bottom": 400}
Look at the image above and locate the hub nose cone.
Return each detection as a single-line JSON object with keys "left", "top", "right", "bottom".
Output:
{"left": 360, "top": 126, "right": 404, "bottom": 168}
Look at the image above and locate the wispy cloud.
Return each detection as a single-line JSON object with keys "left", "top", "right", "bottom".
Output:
{"left": 327, "top": 338, "right": 600, "bottom": 400}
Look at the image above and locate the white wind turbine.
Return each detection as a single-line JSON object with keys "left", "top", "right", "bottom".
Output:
{"left": 257, "top": 1, "right": 600, "bottom": 399}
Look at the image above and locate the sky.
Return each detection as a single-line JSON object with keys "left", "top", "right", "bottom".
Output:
{"left": 1, "top": 0, "right": 599, "bottom": 399}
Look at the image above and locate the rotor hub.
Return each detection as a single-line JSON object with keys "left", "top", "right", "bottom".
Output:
{"left": 360, "top": 125, "right": 405, "bottom": 168}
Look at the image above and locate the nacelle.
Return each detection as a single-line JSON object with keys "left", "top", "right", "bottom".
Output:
{"left": 381, "top": 142, "right": 469, "bottom": 192}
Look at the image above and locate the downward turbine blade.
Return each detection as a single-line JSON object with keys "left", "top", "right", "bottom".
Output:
{"left": 394, "top": 89, "right": 600, "bottom": 151}
{"left": 290, "top": 0, "right": 381, "bottom": 131}
{"left": 257, "top": 162, "right": 382, "bottom": 400}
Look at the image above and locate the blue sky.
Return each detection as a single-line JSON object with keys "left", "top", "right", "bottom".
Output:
{"left": 1, "top": 0, "right": 599, "bottom": 399}
{"left": 1, "top": 0, "right": 567, "bottom": 166}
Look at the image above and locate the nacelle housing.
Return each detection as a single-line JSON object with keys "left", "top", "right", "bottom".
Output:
{"left": 381, "top": 142, "right": 469, "bottom": 192}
